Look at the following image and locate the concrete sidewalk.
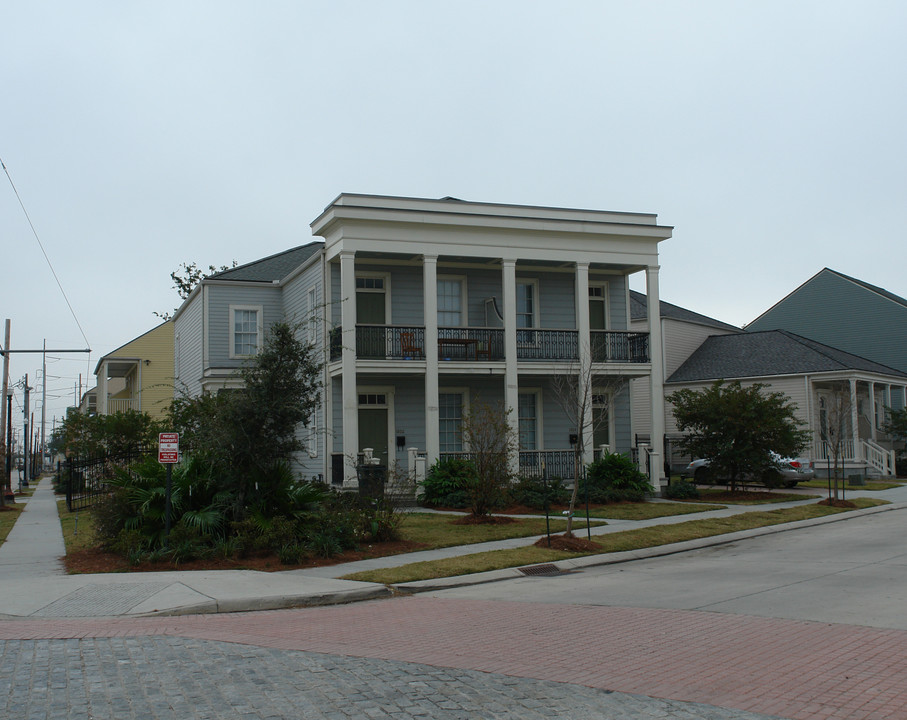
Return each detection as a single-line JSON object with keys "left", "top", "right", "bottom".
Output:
{"left": 1, "top": 476, "right": 904, "bottom": 619}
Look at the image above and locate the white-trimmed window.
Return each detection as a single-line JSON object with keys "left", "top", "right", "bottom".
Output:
{"left": 588, "top": 282, "right": 609, "bottom": 330}
{"left": 592, "top": 390, "right": 614, "bottom": 450}
{"left": 439, "top": 391, "right": 467, "bottom": 452}
{"left": 516, "top": 279, "right": 537, "bottom": 329}
{"left": 307, "top": 413, "right": 318, "bottom": 458}
{"left": 438, "top": 276, "right": 466, "bottom": 327}
{"left": 518, "top": 390, "right": 541, "bottom": 450}
{"left": 230, "top": 305, "right": 262, "bottom": 358}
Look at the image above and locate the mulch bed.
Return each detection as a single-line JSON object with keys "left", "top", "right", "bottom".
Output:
{"left": 63, "top": 540, "right": 427, "bottom": 575}
{"left": 817, "top": 498, "right": 858, "bottom": 508}
{"left": 533, "top": 534, "right": 603, "bottom": 552}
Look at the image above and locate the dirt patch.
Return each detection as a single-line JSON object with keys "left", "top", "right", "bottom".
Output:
{"left": 533, "top": 534, "right": 602, "bottom": 552}
{"left": 817, "top": 498, "right": 858, "bottom": 509}
{"left": 63, "top": 540, "right": 427, "bottom": 575}
{"left": 451, "top": 515, "right": 517, "bottom": 526}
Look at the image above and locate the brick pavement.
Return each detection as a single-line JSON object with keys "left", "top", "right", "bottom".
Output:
{"left": 3, "top": 596, "right": 906, "bottom": 719}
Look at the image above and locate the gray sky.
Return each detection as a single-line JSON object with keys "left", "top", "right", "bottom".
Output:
{"left": 3, "top": 0, "right": 906, "bottom": 433}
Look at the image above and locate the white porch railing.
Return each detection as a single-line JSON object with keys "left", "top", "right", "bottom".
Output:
{"left": 862, "top": 439, "right": 896, "bottom": 477}
{"left": 106, "top": 398, "right": 140, "bottom": 413}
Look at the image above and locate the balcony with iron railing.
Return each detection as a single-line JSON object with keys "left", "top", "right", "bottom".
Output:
{"left": 329, "top": 325, "right": 649, "bottom": 364}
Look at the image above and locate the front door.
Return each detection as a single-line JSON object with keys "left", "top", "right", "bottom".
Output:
{"left": 356, "top": 276, "right": 387, "bottom": 358}
{"left": 358, "top": 407, "right": 389, "bottom": 467}
{"left": 589, "top": 285, "right": 608, "bottom": 361}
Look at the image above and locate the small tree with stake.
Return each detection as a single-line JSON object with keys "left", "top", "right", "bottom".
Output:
{"left": 668, "top": 380, "right": 810, "bottom": 493}
{"left": 459, "top": 401, "right": 518, "bottom": 518}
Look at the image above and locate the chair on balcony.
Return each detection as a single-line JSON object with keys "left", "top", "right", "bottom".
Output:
{"left": 400, "top": 332, "right": 424, "bottom": 359}
{"left": 476, "top": 340, "right": 491, "bottom": 360}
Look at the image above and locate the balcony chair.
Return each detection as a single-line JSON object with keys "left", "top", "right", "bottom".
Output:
{"left": 400, "top": 332, "right": 424, "bottom": 359}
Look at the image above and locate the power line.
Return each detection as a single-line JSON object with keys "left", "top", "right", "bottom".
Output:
{"left": 1, "top": 156, "right": 91, "bottom": 348}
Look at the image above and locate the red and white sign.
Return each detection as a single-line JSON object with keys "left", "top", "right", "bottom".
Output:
{"left": 158, "top": 432, "right": 180, "bottom": 464}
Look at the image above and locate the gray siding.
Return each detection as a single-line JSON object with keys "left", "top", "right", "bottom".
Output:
{"left": 605, "top": 274, "right": 627, "bottom": 331}
{"left": 174, "top": 293, "right": 204, "bottom": 396}
{"left": 747, "top": 270, "right": 907, "bottom": 373}
{"left": 206, "top": 284, "right": 283, "bottom": 368}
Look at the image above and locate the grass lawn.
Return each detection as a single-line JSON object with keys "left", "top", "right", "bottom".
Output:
{"left": 56, "top": 499, "right": 97, "bottom": 554}
{"left": 344, "top": 497, "right": 889, "bottom": 585}
{"left": 0, "top": 503, "right": 23, "bottom": 546}
{"left": 579, "top": 501, "right": 726, "bottom": 520}
{"left": 400, "top": 513, "right": 605, "bottom": 548}
{"left": 692, "top": 488, "right": 808, "bottom": 505}
{"left": 798, "top": 479, "right": 903, "bottom": 492}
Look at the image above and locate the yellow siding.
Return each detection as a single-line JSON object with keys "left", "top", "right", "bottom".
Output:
{"left": 106, "top": 322, "right": 175, "bottom": 420}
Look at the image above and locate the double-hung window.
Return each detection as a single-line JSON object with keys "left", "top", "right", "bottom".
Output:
{"left": 439, "top": 392, "right": 465, "bottom": 453}
{"left": 437, "top": 277, "right": 465, "bottom": 327}
{"left": 516, "top": 279, "right": 538, "bottom": 344}
{"left": 230, "top": 305, "right": 262, "bottom": 358}
{"left": 518, "top": 392, "right": 539, "bottom": 450}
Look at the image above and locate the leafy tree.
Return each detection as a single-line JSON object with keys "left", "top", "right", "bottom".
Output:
{"left": 52, "top": 408, "right": 162, "bottom": 457}
{"left": 168, "top": 320, "right": 322, "bottom": 520}
{"left": 155, "top": 260, "right": 237, "bottom": 320}
{"left": 667, "top": 380, "right": 810, "bottom": 492}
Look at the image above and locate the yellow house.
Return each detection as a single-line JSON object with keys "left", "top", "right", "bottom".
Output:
{"left": 94, "top": 321, "right": 174, "bottom": 421}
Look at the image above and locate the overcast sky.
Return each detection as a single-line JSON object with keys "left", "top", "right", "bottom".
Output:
{"left": 2, "top": 1, "right": 906, "bottom": 434}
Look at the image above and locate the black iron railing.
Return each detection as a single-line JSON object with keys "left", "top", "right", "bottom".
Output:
{"left": 329, "top": 325, "right": 649, "bottom": 364}
{"left": 64, "top": 446, "right": 155, "bottom": 512}
{"left": 516, "top": 329, "right": 578, "bottom": 361}
{"left": 439, "top": 449, "right": 578, "bottom": 480}
{"left": 591, "top": 331, "right": 649, "bottom": 363}
{"left": 438, "top": 327, "right": 504, "bottom": 361}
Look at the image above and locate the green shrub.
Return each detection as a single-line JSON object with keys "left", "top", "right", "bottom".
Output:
{"left": 507, "top": 475, "right": 569, "bottom": 510}
{"left": 419, "top": 458, "right": 476, "bottom": 508}
{"left": 580, "top": 453, "right": 652, "bottom": 503}
{"left": 662, "top": 479, "right": 700, "bottom": 500}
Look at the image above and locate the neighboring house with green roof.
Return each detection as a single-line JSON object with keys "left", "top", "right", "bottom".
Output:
{"left": 746, "top": 268, "right": 907, "bottom": 374}
{"left": 665, "top": 330, "right": 907, "bottom": 477}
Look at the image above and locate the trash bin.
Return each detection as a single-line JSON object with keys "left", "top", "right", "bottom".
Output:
{"left": 357, "top": 464, "right": 386, "bottom": 500}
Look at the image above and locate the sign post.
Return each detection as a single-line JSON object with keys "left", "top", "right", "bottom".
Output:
{"left": 158, "top": 433, "right": 179, "bottom": 546}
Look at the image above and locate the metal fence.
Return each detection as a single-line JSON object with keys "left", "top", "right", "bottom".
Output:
{"left": 62, "top": 446, "right": 155, "bottom": 512}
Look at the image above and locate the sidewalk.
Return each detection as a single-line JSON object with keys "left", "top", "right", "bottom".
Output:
{"left": 1, "top": 477, "right": 904, "bottom": 619}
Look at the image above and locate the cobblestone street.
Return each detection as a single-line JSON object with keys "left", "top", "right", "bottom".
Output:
{"left": 4, "top": 595, "right": 907, "bottom": 719}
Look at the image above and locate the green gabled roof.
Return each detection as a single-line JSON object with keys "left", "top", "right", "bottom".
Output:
{"left": 667, "top": 330, "right": 907, "bottom": 384}
{"left": 209, "top": 242, "right": 324, "bottom": 283}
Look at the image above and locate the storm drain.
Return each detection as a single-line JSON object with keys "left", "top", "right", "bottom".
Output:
{"left": 518, "top": 563, "right": 565, "bottom": 577}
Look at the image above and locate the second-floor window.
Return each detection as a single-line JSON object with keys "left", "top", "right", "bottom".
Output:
{"left": 437, "top": 278, "right": 464, "bottom": 327}
{"left": 516, "top": 281, "right": 535, "bottom": 328}
{"left": 230, "top": 305, "right": 261, "bottom": 358}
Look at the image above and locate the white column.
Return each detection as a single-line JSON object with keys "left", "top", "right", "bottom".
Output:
{"left": 502, "top": 259, "right": 520, "bottom": 476}
{"left": 340, "top": 251, "right": 359, "bottom": 487}
{"left": 423, "top": 255, "right": 440, "bottom": 466}
{"left": 849, "top": 378, "right": 859, "bottom": 460}
{"left": 575, "top": 262, "right": 594, "bottom": 465}
{"left": 646, "top": 265, "right": 665, "bottom": 491}
{"left": 869, "top": 382, "right": 877, "bottom": 441}
{"left": 97, "top": 362, "right": 109, "bottom": 415}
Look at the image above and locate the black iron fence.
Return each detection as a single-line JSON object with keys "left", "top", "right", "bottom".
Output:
{"left": 329, "top": 325, "right": 650, "bottom": 364}
{"left": 62, "top": 446, "right": 155, "bottom": 512}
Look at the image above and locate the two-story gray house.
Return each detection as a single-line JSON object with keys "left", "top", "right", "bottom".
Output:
{"left": 172, "top": 194, "right": 673, "bottom": 490}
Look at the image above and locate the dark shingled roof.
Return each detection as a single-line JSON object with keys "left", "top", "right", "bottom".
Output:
{"left": 209, "top": 242, "right": 323, "bottom": 283}
{"left": 629, "top": 290, "right": 740, "bottom": 332}
{"left": 667, "top": 330, "right": 907, "bottom": 384}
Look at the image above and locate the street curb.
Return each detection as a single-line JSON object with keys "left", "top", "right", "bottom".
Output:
{"left": 393, "top": 500, "right": 907, "bottom": 594}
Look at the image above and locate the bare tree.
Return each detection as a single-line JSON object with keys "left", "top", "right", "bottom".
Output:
{"left": 460, "top": 401, "right": 518, "bottom": 518}
{"left": 817, "top": 385, "right": 852, "bottom": 500}
{"left": 549, "top": 355, "right": 626, "bottom": 538}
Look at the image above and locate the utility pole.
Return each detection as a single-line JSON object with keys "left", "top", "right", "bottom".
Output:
{"left": 0, "top": 319, "right": 10, "bottom": 501}
{"left": 23, "top": 374, "right": 30, "bottom": 489}
{"left": 41, "top": 340, "right": 47, "bottom": 471}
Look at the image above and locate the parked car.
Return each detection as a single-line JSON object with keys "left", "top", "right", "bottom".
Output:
{"left": 680, "top": 452, "right": 815, "bottom": 488}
